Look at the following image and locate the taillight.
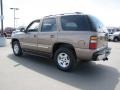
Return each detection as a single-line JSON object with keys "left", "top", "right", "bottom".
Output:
{"left": 89, "top": 36, "right": 97, "bottom": 49}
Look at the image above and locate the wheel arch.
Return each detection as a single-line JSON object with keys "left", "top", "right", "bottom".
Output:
{"left": 11, "top": 38, "right": 20, "bottom": 47}
{"left": 52, "top": 42, "right": 77, "bottom": 59}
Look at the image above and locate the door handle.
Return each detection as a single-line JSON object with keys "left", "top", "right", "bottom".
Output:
{"left": 50, "top": 35, "right": 54, "bottom": 38}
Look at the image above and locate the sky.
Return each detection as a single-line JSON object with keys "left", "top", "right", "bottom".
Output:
{"left": 1, "top": 0, "right": 120, "bottom": 28}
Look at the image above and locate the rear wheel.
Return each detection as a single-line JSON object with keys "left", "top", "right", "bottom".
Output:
{"left": 12, "top": 41, "right": 23, "bottom": 56}
{"left": 54, "top": 47, "right": 77, "bottom": 71}
{"left": 114, "top": 37, "right": 119, "bottom": 42}
{"left": 81, "top": 60, "right": 90, "bottom": 63}
{"left": 3, "top": 33, "right": 7, "bottom": 37}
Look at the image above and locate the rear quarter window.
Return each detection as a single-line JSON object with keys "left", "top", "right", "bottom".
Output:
{"left": 88, "top": 15, "right": 108, "bottom": 32}
{"left": 61, "top": 15, "right": 91, "bottom": 31}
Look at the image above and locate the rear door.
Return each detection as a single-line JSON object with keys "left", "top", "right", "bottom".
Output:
{"left": 37, "top": 18, "right": 57, "bottom": 53}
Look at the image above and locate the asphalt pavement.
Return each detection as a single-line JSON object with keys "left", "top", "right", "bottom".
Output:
{"left": 0, "top": 39, "right": 120, "bottom": 90}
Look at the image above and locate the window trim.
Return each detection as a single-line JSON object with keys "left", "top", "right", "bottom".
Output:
{"left": 60, "top": 15, "right": 92, "bottom": 31}
{"left": 41, "top": 18, "right": 57, "bottom": 32}
{"left": 26, "top": 19, "right": 40, "bottom": 32}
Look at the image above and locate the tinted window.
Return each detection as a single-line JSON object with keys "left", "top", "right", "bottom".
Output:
{"left": 89, "top": 15, "right": 107, "bottom": 32}
{"left": 41, "top": 18, "right": 56, "bottom": 32}
{"left": 61, "top": 15, "right": 91, "bottom": 31}
{"left": 90, "top": 16, "right": 103, "bottom": 28}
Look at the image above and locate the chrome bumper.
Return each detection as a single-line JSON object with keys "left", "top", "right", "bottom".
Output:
{"left": 92, "top": 47, "right": 111, "bottom": 61}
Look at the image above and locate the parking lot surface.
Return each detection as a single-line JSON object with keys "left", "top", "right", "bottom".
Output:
{"left": 0, "top": 39, "right": 120, "bottom": 90}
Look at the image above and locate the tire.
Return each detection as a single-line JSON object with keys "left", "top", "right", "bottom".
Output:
{"left": 54, "top": 47, "right": 77, "bottom": 71}
{"left": 4, "top": 33, "right": 7, "bottom": 37}
{"left": 114, "top": 37, "right": 119, "bottom": 42}
{"left": 12, "top": 41, "right": 23, "bottom": 56}
{"left": 81, "top": 60, "right": 90, "bottom": 63}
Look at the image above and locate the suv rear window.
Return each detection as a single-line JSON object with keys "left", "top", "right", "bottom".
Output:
{"left": 88, "top": 15, "right": 108, "bottom": 32}
{"left": 61, "top": 15, "right": 91, "bottom": 31}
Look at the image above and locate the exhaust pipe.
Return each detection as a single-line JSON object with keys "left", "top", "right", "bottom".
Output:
{"left": 103, "top": 57, "right": 108, "bottom": 61}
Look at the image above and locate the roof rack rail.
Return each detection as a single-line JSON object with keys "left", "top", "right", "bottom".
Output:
{"left": 59, "top": 12, "right": 83, "bottom": 15}
{"left": 45, "top": 15, "right": 55, "bottom": 17}
{"left": 74, "top": 12, "right": 83, "bottom": 14}
{"left": 44, "top": 12, "right": 84, "bottom": 17}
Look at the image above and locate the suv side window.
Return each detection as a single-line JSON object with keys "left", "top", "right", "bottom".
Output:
{"left": 89, "top": 15, "right": 108, "bottom": 32}
{"left": 27, "top": 20, "right": 40, "bottom": 32}
{"left": 41, "top": 18, "right": 56, "bottom": 32}
{"left": 61, "top": 15, "right": 91, "bottom": 31}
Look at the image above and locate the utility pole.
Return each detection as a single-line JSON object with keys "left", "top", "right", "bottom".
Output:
{"left": 0, "top": 0, "right": 6, "bottom": 47}
{"left": 10, "top": 8, "right": 19, "bottom": 29}
{"left": 0, "top": 0, "right": 4, "bottom": 36}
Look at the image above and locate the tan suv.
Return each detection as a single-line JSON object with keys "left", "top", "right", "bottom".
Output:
{"left": 11, "top": 12, "right": 111, "bottom": 71}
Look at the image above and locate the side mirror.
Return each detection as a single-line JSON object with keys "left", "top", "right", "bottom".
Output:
{"left": 20, "top": 28, "right": 25, "bottom": 32}
{"left": 111, "top": 32, "right": 113, "bottom": 34}
{"left": 24, "top": 30, "right": 28, "bottom": 33}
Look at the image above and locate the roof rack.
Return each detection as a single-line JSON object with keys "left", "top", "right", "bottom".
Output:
{"left": 44, "top": 12, "right": 84, "bottom": 17}
{"left": 45, "top": 15, "right": 55, "bottom": 17}
{"left": 59, "top": 12, "right": 83, "bottom": 15}
{"left": 74, "top": 12, "right": 83, "bottom": 14}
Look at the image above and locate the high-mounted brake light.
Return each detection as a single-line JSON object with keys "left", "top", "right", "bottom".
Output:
{"left": 89, "top": 36, "right": 97, "bottom": 49}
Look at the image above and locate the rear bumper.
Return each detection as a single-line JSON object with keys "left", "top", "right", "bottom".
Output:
{"left": 92, "top": 47, "right": 111, "bottom": 61}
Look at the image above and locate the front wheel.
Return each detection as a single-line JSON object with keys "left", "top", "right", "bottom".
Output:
{"left": 54, "top": 47, "right": 77, "bottom": 71}
{"left": 12, "top": 41, "right": 23, "bottom": 56}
